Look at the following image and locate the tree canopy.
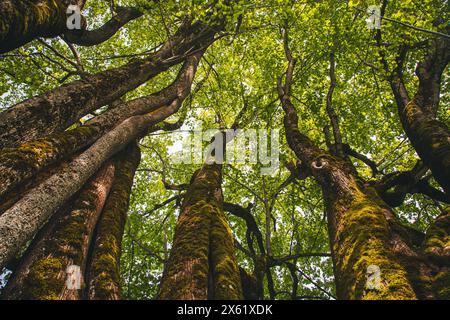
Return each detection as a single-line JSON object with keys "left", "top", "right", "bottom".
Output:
{"left": 0, "top": 0, "right": 448, "bottom": 300}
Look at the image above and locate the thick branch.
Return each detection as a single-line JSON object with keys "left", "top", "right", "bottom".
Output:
{"left": 64, "top": 7, "right": 142, "bottom": 46}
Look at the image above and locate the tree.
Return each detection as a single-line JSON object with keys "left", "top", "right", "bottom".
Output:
{"left": 0, "top": 0, "right": 448, "bottom": 301}
{"left": 277, "top": 23, "right": 442, "bottom": 299}
{"left": 0, "top": 0, "right": 142, "bottom": 54}
{"left": 158, "top": 162, "right": 243, "bottom": 300}
{"left": 376, "top": 1, "right": 450, "bottom": 195}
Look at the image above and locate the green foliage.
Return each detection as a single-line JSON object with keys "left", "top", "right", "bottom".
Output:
{"left": 0, "top": 0, "right": 447, "bottom": 300}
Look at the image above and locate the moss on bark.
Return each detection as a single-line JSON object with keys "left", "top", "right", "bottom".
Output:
{"left": 87, "top": 141, "right": 141, "bottom": 300}
{"left": 0, "top": 124, "right": 101, "bottom": 200}
{"left": 2, "top": 161, "right": 115, "bottom": 300}
{"left": 400, "top": 98, "right": 450, "bottom": 195}
{"left": 0, "top": 0, "right": 68, "bottom": 53}
{"left": 330, "top": 186, "right": 418, "bottom": 300}
{"left": 158, "top": 164, "right": 243, "bottom": 300}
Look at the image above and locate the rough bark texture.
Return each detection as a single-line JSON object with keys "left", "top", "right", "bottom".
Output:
{"left": 0, "top": 0, "right": 141, "bottom": 53}
{"left": 398, "top": 96, "right": 450, "bottom": 196}
{"left": 1, "top": 161, "right": 115, "bottom": 300}
{"left": 0, "top": 55, "right": 202, "bottom": 200}
{"left": 389, "top": 38, "right": 450, "bottom": 195}
{"left": 0, "top": 0, "right": 67, "bottom": 53}
{"left": 278, "top": 43, "right": 438, "bottom": 299}
{"left": 0, "top": 20, "right": 217, "bottom": 148}
{"left": 423, "top": 208, "right": 450, "bottom": 299}
{"left": 0, "top": 51, "right": 203, "bottom": 270}
{"left": 282, "top": 99, "right": 428, "bottom": 299}
{"left": 0, "top": 153, "right": 78, "bottom": 216}
{"left": 158, "top": 164, "right": 243, "bottom": 300}
{"left": 87, "top": 141, "right": 141, "bottom": 300}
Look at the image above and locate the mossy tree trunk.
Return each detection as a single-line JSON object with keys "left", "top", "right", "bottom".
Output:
{"left": 0, "top": 54, "right": 203, "bottom": 201}
{"left": 0, "top": 51, "right": 204, "bottom": 269}
{"left": 0, "top": 0, "right": 142, "bottom": 54}
{"left": 86, "top": 141, "right": 141, "bottom": 300}
{"left": 0, "top": 19, "right": 217, "bottom": 149}
{"left": 422, "top": 208, "right": 450, "bottom": 299}
{"left": 158, "top": 163, "right": 243, "bottom": 300}
{"left": 1, "top": 160, "right": 115, "bottom": 300}
{"left": 278, "top": 40, "right": 440, "bottom": 299}
{"left": 385, "top": 36, "right": 450, "bottom": 196}
{"left": 0, "top": 0, "right": 68, "bottom": 54}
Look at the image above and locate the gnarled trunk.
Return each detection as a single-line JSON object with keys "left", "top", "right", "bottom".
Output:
{"left": 278, "top": 45, "right": 437, "bottom": 299}
{"left": 284, "top": 105, "right": 427, "bottom": 299}
{"left": 398, "top": 95, "right": 450, "bottom": 196}
{"left": 388, "top": 37, "right": 450, "bottom": 195}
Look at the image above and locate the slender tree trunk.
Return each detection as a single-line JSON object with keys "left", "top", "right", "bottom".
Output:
{"left": 158, "top": 163, "right": 243, "bottom": 300}
{"left": 0, "top": 54, "right": 202, "bottom": 200}
{"left": 86, "top": 141, "right": 141, "bottom": 300}
{"left": 0, "top": 20, "right": 217, "bottom": 148}
{"left": 0, "top": 51, "right": 203, "bottom": 271}
{"left": 1, "top": 160, "right": 115, "bottom": 300}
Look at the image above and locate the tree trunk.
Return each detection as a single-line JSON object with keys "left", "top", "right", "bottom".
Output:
{"left": 0, "top": 0, "right": 142, "bottom": 53}
{"left": 0, "top": 51, "right": 203, "bottom": 271}
{"left": 278, "top": 48, "right": 438, "bottom": 299}
{"left": 398, "top": 95, "right": 450, "bottom": 196}
{"left": 388, "top": 38, "right": 450, "bottom": 195}
{"left": 0, "top": 20, "right": 217, "bottom": 148}
{"left": 86, "top": 141, "right": 141, "bottom": 300}
{"left": 0, "top": 0, "right": 68, "bottom": 54}
{"left": 1, "top": 160, "right": 115, "bottom": 300}
{"left": 0, "top": 54, "right": 202, "bottom": 200}
{"left": 158, "top": 163, "right": 243, "bottom": 300}
{"left": 239, "top": 267, "right": 261, "bottom": 300}
{"left": 423, "top": 208, "right": 450, "bottom": 299}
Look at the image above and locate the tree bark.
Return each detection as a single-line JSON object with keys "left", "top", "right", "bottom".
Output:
{"left": 0, "top": 53, "right": 202, "bottom": 200}
{"left": 0, "top": 51, "right": 203, "bottom": 271}
{"left": 86, "top": 141, "right": 141, "bottom": 300}
{"left": 0, "top": 19, "right": 217, "bottom": 148}
{"left": 158, "top": 163, "right": 243, "bottom": 300}
{"left": 0, "top": 0, "right": 141, "bottom": 53}
{"left": 423, "top": 208, "right": 450, "bottom": 299}
{"left": 278, "top": 31, "right": 438, "bottom": 299}
{"left": 385, "top": 37, "right": 450, "bottom": 195}
{"left": 0, "top": 0, "right": 68, "bottom": 53}
{"left": 1, "top": 160, "right": 115, "bottom": 300}
{"left": 282, "top": 94, "right": 439, "bottom": 299}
